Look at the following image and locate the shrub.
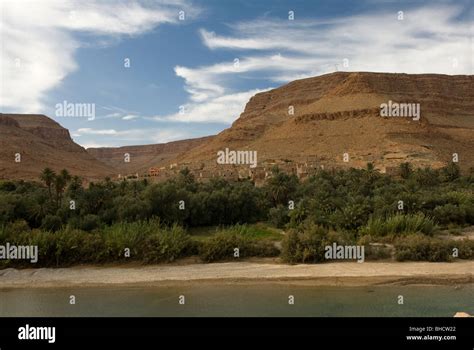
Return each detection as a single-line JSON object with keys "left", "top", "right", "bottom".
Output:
{"left": 364, "top": 244, "right": 393, "bottom": 260}
{"left": 394, "top": 234, "right": 452, "bottom": 262}
{"left": 268, "top": 205, "right": 289, "bottom": 228}
{"left": 13, "top": 229, "right": 59, "bottom": 266}
{"left": 198, "top": 231, "right": 278, "bottom": 263}
{"left": 441, "top": 163, "right": 460, "bottom": 181}
{"left": 357, "top": 235, "right": 393, "bottom": 260}
{"left": 142, "top": 225, "right": 194, "bottom": 263}
{"left": 10, "top": 228, "right": 106, "bottom": 267}
{"left": 3, "top": 220, "right": 31, "bottom": 238}
{"left": 2, "top": 220, "right": 197, "bottom": 267}
{"left": 54, "top": 229, "right": 106, "bottom": 265}
{"left": 281, "top": 224, "right": 329, "bottom": 264}
{"left": 432, "top": 204, "right": 467, "bottom": 226}
{"left": 79, "top": 214, "right": 101, "bottom": 231}
{"left": 361, "top": 213, "right": 436, "bottom": 237}
{"left": 413, "top": 167, "right": 440, "bottom": 186}
{"left": 221, "top": 223, "right": 281, "bottom": 240}
{"left": 400, "top": 162, "right": 413, "bottom": 179}
{"left": 454, "top": 239, "right": 474, "bottom": 259}
{"left": 330, "top": 200, "right": 371, "bottom": 231}
{"left": 198, "top": 233, "right": 246, "bottom": 262}
{"left": 102, "top": 218, "right": 161, "bottom": 259}
{"left": 41, "top": 215, "right": 62, "bottom": 232}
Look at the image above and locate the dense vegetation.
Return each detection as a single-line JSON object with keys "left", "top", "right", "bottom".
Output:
{"left": 0, "top": 163, "right": 473, "bottom": 266}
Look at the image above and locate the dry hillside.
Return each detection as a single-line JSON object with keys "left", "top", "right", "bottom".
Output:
{"left": 0, "top": 114, "right": 114, "bottom": 181}
{"left": 87, "top": 136, "right": 213, "bottom": 175}
{"left": 176, "top": 72, "right": 474, "bottom": 172}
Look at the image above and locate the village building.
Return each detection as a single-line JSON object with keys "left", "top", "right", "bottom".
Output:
{"left": 148, "top": 167, "right": 159, "bottom": 177}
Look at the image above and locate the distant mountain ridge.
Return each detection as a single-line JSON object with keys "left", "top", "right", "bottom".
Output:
{"left": 1, "top": 72, "right": 473, "bottom": 181}
{"left": 87, "top": 136, "right": 214, "bottom": 175}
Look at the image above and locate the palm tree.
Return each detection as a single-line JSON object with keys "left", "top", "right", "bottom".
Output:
{"left": 54, "top": 169, "right": 71, "bottom": 207}
{"left": 267, "top": 166, "right": 297, "bottom": 206}
{"left": 67, "top": 175, "right": 82, "bottom": 198}
{"left": 400, "top": 162, "right": 412, "bottom": 179}
{"left": 60, "top": 169, "right": 71, "bottom": 183}
{"left": 40, "top": 168, "right": 56, "bottom": 202}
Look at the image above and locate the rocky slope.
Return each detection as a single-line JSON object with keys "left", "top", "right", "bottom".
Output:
{"left": 0, "top": 114, "right": 114, "bottom": 181}
{"left": 176, "top": 72, "right": 474, "bottom": 173}
{"left": 87, "top": 136, "right": 213, "bottom": 175}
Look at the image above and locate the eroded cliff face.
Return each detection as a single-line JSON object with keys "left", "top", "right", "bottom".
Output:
{"left": 0, "top": 114, "right": 114, "bottom": 181}
{"left": 176, "top": 72, "right": 474, "bottom": 173}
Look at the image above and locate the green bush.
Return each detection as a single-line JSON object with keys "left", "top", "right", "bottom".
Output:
{"left": 198, "top": 231, "right": 278, "bottom": 263}
{"left": 433, "top": 204, "right": 466, "bottom": 225}
{"left": 364, "top": 244, "right": 393, "bottom": 260}
{"left": 454, "top": 239, "right": 474, "bottom": 259}
{"left": 281, "top": 224, "right": 329, "bottom": 264}
{"left": 41, "top": 215, "right": 62, "bottom": 232}
{"left": 219, "top": 224, "right": 281, "bottom": 240}
{"left": 394, "top": 234, "right": 453, "bottom": 262}
{"left": 79, "top": 214, "right": 101, "bottom": 231}
{"left": 400, "top": 162, "right": 413, "bottom": 179}
{"left": 357, "top": 235, "right": 393, "bottom": 260}
{"left": 199, "top": 233, "right": 243, "bottom": 262}
{"left": 330, "top": 199, "right": 371, "bottom": 231}
{"left": 10, "top": 228, "right": 106, "bottom": 267}
{"left": 1, "top": 219, "right": 197, "bottom": 267}
{"left": 142, "top": 225, "right": 194, "bottom": 263}
{"left": 361, "top": 213, "right": 436, "bottom": 237}
{"left": 102, "top": 218, "right": 162, "bottom": 259}
{"left": 54, "top": 230, "right": 106, "bottom": 266}
{"left": 268, "top": 205, "right": 289, "bottom": 228}
{"left": 2, "top": 220, "right": 30, "bottom": 238}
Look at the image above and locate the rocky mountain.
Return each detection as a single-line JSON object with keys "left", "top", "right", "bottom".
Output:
{"left": 0, "top": 114, "right": 114, "bottom": 181}
{"left": 175, "top": 72, "right": 474, "bottom": 173}
{"left": 87, "top": 136, "right": 213, "bottom": 175}
{"left": 2, "top": 72, "right": 472, "bottom": 182}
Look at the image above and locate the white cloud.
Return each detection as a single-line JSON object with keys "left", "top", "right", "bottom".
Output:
{"left": 122, "top": 114, "right": 140, "bottom": 120}
{"left": 166, "top": 4, "right": 471, "bottom": 124}
{"left": 0, "top": 0, "right": 200, "bottom": 112}
{"left": 77, "top": 128, "right": 119, "bottom": 135}
{"left": 152, "top": 88, "right": 270, "bottom": 123}
{"left": 200, "top": 6, "right": 471, "bottom": 69}
{"left": 75, "top": 126, "right": 190, "bottom": 147}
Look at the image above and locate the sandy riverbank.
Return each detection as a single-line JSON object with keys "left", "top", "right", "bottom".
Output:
{"left": 0, "top": 260, "right": 472, "bottom": 288}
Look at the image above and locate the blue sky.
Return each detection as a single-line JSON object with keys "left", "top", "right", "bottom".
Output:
{"left": 1, "top": 0, "right": 472, "bottom": 147}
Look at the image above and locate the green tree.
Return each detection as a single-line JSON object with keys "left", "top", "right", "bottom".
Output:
{"left": 67, "top": 175, "right": 83, "bottom": 198}
{"left": 265, "top": 167, "right": 298, "bottom": 206}
{"left": 40, "top": 168, "right": 56, "bottom": 202}
{"left": 442, "top": 162, "right": 460, "bottom": 182}
{"left": 399, "top": 162, "right": 412, "bottom": 179}
{"left": 54, "top": 169, "right": 71, "bottom": 207}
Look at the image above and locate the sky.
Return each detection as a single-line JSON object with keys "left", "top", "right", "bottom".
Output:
{"left": 1, "top": 0, "right": 473, "bottom": 148}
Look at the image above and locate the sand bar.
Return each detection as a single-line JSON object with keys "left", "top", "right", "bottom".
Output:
{"left": 0, "top": 261, "right": 472, "bottom": 288}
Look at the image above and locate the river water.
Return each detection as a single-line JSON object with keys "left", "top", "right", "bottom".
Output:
{"left": 0, "top": 283, "right": 472, "bottom": 317}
